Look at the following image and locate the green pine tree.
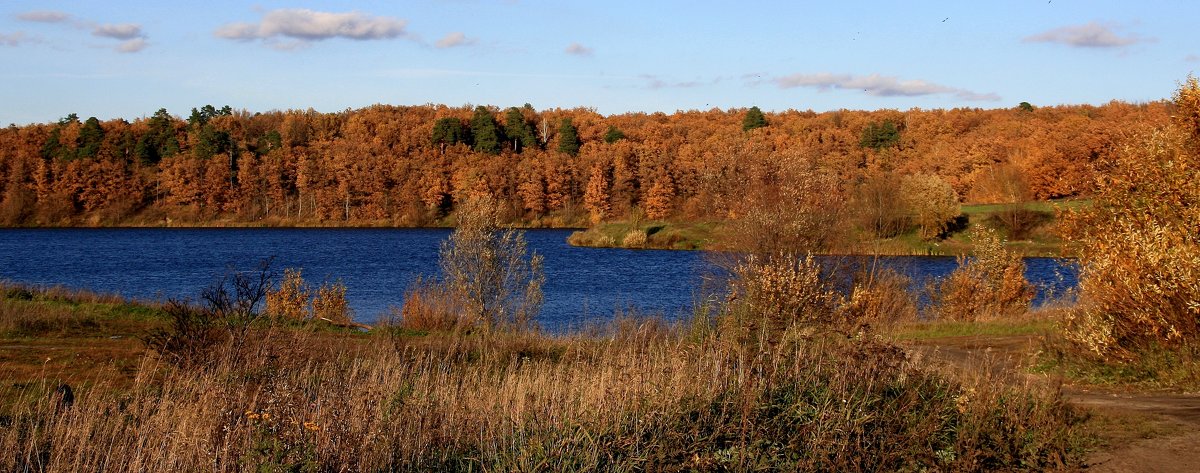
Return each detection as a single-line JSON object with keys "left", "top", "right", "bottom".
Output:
{"left": 470, "top": 106, "right": 504, "bottom": 155}
{"left": 603, "top": 125, "right": 626, "bottom": 144}
{"left": 557, "top": 118, "right": 580, "bottom": 156}
{"left": 742, "top": 106, "right": 768, "bottom": 131}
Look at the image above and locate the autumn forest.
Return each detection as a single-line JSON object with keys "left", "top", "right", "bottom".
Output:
{"left": 0, "top": 100, "right": 1170, "bottom": 229}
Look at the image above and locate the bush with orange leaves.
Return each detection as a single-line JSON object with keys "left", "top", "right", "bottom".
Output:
{"left": 1061, "top": 76, "right": 1200, "bottom": 360}
{"left": 929, "top": 227, "right": 1034, "bottom": 322}
{"left": 266, "top": 268, "right": 310, "bottom": 320}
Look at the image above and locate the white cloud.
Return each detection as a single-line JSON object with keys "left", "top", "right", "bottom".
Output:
{"left": 16, "top": 11, "right": 71, "bottom": 23}
{"left": 1023, "top": 22, "right": 1144, "bottom": 48}
{"left": 1186, "top": 54, "right": 1200, "bottom": 63}
{"left": 774, "top": 73, "right": 999, "bottom": 101}
{"left": 215, "top": 9, "right": 409, "bottom": 44}
{"left": 92, "top": 23, "right": 142, "bottom": 40}
{"left": 564, "top": 42, "right": 593, "bottom": 56}
{"left": 435, "top": 32, "right": 474, "bottom": 48}
{"left": 15, "top": 10, "right": 147, "bottom": 52}
{"left": 1, "top": 31, "right": 32, "bottom": 46}
{"left": 116, "top": 37, "right": 147, "bottom": 53}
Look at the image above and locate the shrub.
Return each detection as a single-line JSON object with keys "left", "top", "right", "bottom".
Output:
{"left": 930, "top": 227, "right": 1034, "bottom": 322}
{"left": 311, "top": 280, "right": 351, "bottom": 325}
{"left": 144, "top": 260, "right": 274, "bottom": 366}
{"left": 723, "top": 254, "right": 841, "bottom": 347}
{"left": 435, "top": 196, "right": 544, "bottom": 331}
{"left": 265, "top": 268, "right": 310, "bottom": 320}
{"left": 621, "top": 229, "right": 647, "bottom": 248}
{"left": 142, "top": 299, "right": 227, "bottom": 367}
{"left": 841, "top": 265, "right": 918, "bottom": 330}
{"left": 396, "top": 276, "right": 466, "bottom": 332}
{"left": 901, "top": 174, "right": 960, "bottom": 240}
{"left": 1061, "top": 77, "right": 1200, "bottom": 360}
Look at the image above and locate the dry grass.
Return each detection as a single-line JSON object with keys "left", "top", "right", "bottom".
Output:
{"left": 0, "top": 281, "right": 1087, "bottom": 472}
{"left": 1, "top": 323, "right": 1084, "bottom": 472}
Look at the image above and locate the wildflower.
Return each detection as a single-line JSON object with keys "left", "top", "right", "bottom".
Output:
{"left": 244, "top": 411, "right": 260, "bottom": 420}
{"left": 303, "top": 421, "right": 320, "bottom": 432}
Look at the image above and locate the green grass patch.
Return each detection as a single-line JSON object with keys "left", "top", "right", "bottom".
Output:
{"left": 1032, "top": 342, "right": 1200, "bottom": 391}
{"left": 892, "top": 319, "right": 1055, "bottom": 341}
{"left": 960, "top": 198, "right": 1091, "bottom": 216}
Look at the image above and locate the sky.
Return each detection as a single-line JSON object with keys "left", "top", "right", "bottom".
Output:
{"left": 0, "top": 1, "right": 1197, "bottom": 125}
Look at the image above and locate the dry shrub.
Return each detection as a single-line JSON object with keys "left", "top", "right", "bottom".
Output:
{"left": 853, "top": 171, "right": 910, "bottom": 238}
{"left": 265, "top": 268, "right": 310, "bottom": 320}
{"left": 435, "top": 196, "right": 544, "bottom": 331}
{"left": 842, "top": 265, "right": 918, "bottom": 330}
{"left": 720, "top": 159, "right": 848, "bottom": 255}
{"left": 311, "top": 280, "right": 351, "bottom": 325}
{"left": 566, "top": 228, "right": 616, "bottom": 247}
{"left": 930, "top": 227, "right": 1033, "bottom": 322}
{"left": 621, "top": 229, "right": 647, "bottom": 248}
{"left": 395, "top": 276, "right": 469, "bottom": 332}
{"left": 722, "top": 254, "right": 841, "bottom": 347}
{"left": 1060, "top": 77, "right": 1200, "bottom": 360}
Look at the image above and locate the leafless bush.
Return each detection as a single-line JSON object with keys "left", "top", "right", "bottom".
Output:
{"left": 414, "top": 196, "right": 544, "bottom": 332}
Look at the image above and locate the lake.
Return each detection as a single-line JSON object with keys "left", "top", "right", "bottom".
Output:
{"left": 0, "top": 228, "right": 1077, "bottom": 331}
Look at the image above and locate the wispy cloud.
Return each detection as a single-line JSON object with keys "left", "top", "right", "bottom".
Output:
{"left": 1023, "top": 21, "right": 1145, "bottom": 48}
{"left": 116, "top": 37, "right": 147, "bottom": 53}
{"left": 435, "top": 32, "right": 475, "bottom": 48}
{"left": 773, "top": 72, "right": 1000, "bottom": 101}
{"left": 16, "top": 10, "right": 71, "bottom": 23}
{"left": 15, "top": 10, "right": 147, "bottom": 52}
{"left": 639, "top": 74, "right": 720, "bottom": 90}
{"left": 1186, "top": 54, "right": 1200, "bottom": 63}
{"left": 215, "top": 9, "right": 410, "bottom": 47}
{"left": 92, "top": 23, "right": 142, "bottom": 40}
{"left": 1, "top": 31, "right": 34, "bottom": 47}
{"left": 564, "top": 42, "right": 593, "bottom": 56}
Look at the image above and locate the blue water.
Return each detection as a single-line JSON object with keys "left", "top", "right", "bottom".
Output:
{"left": 0, "top": 229, "right": 1076, "bottom": 330}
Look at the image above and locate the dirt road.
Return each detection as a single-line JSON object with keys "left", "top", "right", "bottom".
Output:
{"left": 906, "top": 334, "right": 1200, "bottom": 472}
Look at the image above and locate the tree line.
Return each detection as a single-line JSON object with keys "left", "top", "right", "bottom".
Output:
{"left": 0, "top": 100, "right": 1170, "bottom": 227}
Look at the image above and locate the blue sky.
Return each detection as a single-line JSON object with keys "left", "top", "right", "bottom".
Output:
{"left": 1, "top": 1, "right": 1196, "bottom": 125}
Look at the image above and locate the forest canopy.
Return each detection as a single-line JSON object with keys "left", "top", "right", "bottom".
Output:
{"left": 0, "top": 100, "right": 1169, "bottom": 227}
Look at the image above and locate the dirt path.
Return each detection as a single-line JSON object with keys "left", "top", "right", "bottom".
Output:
{"left": 905, "top": 334, "right": 1200, "bottom": 473}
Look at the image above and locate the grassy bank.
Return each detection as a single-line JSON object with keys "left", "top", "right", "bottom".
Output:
{"left": 0, "top": 284, "right": 1086, "bottom": 471}
{"left": 568, "top": 199, "right": 1085, "bottom": 256}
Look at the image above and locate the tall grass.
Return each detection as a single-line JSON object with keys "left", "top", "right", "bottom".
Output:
{"left": 0, "top": 319, "right": 1083, "bottom": 472}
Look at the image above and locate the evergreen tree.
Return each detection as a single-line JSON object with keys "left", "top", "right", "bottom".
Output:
{"left": 40, "top": 127, "right": 64, "bottom": 161}
{"left": 603, "top": 125, "right": 626, "bottom": 144}
{"left": 742, "top": 106, "right": 768, "bottom": 131}
{"left": 78, "top": 117, "right": 105, "bottom": 159}
{"left": 557, "top": 118, "right": 580, "bottom": 156}
{"left": 470, "top": 106, "right": 504, "bottom": 155}
{"left": 859, "top": 120, "right": 901, "bottom": 149}
{"left": 138, "top": 108, "right": 179, "bottom": 165}
{"left": 504, "top": 107, "right": 537, "bottom": 152}
{"left": 432, "top": 117, "right": 469, "bottom": 153}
